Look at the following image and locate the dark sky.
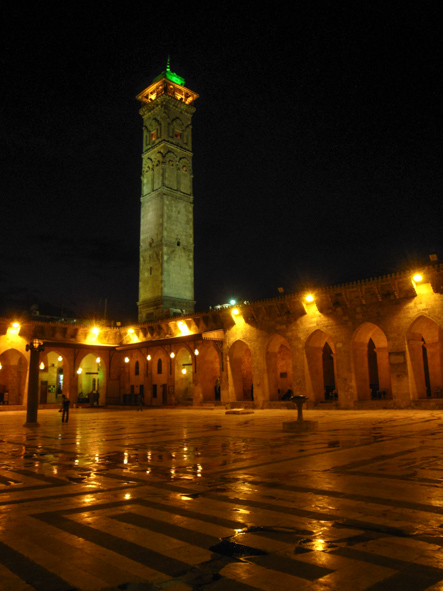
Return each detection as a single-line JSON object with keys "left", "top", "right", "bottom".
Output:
{"left": 1, "top": 3, "right": 441, "bottom": 322}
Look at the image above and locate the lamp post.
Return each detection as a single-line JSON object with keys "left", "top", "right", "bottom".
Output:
{"left": 24, "top": 339, "right": 45, "bottom": 426}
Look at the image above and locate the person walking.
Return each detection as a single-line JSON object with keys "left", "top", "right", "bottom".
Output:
{"left": 61, "top": 395, "right": 70, "bottom": 423}
{"left": 137, "top": 392, "right": 144, "bottom": 411}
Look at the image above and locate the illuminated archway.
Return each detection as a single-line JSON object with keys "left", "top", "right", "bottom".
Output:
{"left": 38, "top": 351, "right": 67, "bottom": 404}
{"left": 76, "top": 353, "right": 106, "bottom": 403}
{"left": 305, "top": 330, "right": 337, "bottom": 403}
{"left": 175, "top": 347, "right": 193, "bottom": 404}
{"left": 407, "top": 316, "right": 443, "bottom": 399}
{"left": 266, "top": 334, "right": 293, "bottom": 400}
{"left": 229, "top": 340, "right": 253, "bottom": 401}
{"left": 198, "top": 343, "right": 221, "bottom": 402}
{"left": 0, "top": 349, "right": 27, "bottom": 405}
{"left": 151, "top": 349, "right": 168, "bottom": 405}
{"left": 352, "top": 323, "right": 391, "bottom": 400}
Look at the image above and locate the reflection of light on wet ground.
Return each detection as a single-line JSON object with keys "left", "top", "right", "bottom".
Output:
{"left": 124, "top": 493, "right": 131, "bottom": 499}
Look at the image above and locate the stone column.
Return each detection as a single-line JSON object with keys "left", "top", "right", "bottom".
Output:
{"left": 24, "top": 340, "right": 45, "bottom": 427}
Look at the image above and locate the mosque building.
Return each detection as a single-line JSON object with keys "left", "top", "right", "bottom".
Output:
{"left": 1, "top": 64, "right": 443, "bottom": 412}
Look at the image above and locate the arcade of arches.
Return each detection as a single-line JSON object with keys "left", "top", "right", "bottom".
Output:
{"left": 1, "top": 269, "right": 443, "bottom": 410}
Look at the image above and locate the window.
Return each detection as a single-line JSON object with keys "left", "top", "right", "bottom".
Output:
{"left": 135, "top": 361, "right": 140, "bottom": 376}
{"left": 157, "top": 359, "right": 162, "bottom": 374}
{"left": 151, "top": 130, "right": 157, "bottom": 142}
{"left": 175, "top": 130, "right": 182, "bottom": 139}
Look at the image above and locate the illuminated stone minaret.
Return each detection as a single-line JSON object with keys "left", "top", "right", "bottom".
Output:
{"left": 136, "top": 61, "right": 198, "bottom": 322}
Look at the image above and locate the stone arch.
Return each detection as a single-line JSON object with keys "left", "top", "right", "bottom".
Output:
{"left": 352, "top": 323, "right": 391, "bottom": 400}
{"left": 151, "top": 349, "right": 168, "bottom": 405}
{"left": 228, "top": 340, "right": 253, "bottom": 401}
{"left": 265, "top": 334, "right": 293, "bottom": 400}
{"left": 175, "top": 346, "right": 193, "bottom": 404}
{"left": 198, "top": 343, "right": 221, "bottom": 401}
{"left": 406, "top": 316, "right": 443, "bottom": 399}
{"left": 170, "top": 116, "right": 185, "bottom": 139}
{"left": 0, "top": 348, "right": 28, "bottom": 405}
{"left": 76, "top": 352, "right": 106, "bottom": 403}
{"left": 153, "top": 151, "right": 164, "bottom": 190}
{"left": 39, "top": 350, "right": 69, "bottom": 404}
{"left": 164, "top": 150, "right": 177, "bottom": 190}
{"left": 142, "top": 157, "right": 154, "bottom": 194}
{"left": 178, "top": 157, "right": 191, "bottom": 194}
{"left": 305, "top": 330, "right": 337, "bottom": 403}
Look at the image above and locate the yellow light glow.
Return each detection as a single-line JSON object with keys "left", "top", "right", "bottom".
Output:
{"left": 194, "top": 349, "right": 199, "bottom": 356}
{"left": 124, "top": 357, "right": 129, "bottom": 363}
{"left": 170, "top": 352, "right": 175, "bottom": 359}
{"left": 0, "top": 363, "right": 2, "bottom": 370}
{"left": 182, "top": 368, "right": 187, "bottom": 374}
{"left": 128, "top": 328, "right": 134, "bottom": 334}
{"left": 178, "top": 321, "right": 190, "bottom": 335}
{"left": 413, "top": 274, "right": 423, "bottom": 282}
{"left": 92, "top": 327, "right": 99, "bottom": 336}
{"left": 7, "top": 322, "right": 21, "bottom": 336}
{"left": 58, "top": 356, "right": 63, "bottom": 362}
{"left": 77, "top": 368, "right": 82, "bottom": 374}
{"left": 39, "top": 362, "right": 45, "bottom": 370}
{"left": 305, "top": 294, "right": 314, "bottom": 303}
{"left": 232, "top": 308, "right": 239, "bottom": 315}
{"left": 96, "top": 357, "right": 101, "bottom": 364}
{"left": 147, "top": 354, "right": 151, "bottom": 361}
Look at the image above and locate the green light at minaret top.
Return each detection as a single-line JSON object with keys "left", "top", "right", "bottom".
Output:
{"left": 152, "top": 57, "right": 185, "bottom": 86}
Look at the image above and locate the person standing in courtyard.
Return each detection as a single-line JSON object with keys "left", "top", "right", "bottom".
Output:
{"left": 137, "top": 391, "right": 144, "bottom": 411}
{"left": 61, "top": 394, "right": 70, "bottom": 423}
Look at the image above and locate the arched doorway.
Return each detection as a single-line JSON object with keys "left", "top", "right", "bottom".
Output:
{"left": 305, "top": 330, "right": 337, "bottom": 403}
{"left": 175, "top": 347, "right": 193, "bottom": 404}
{"left": 198, "top": 343, "right": 221, "bottom": 401}
{"left": 0, "top": 349, "right": 27, "bottom": 405}
{"left": 229, "top": 340, "right": 253, "bottom": 401}
{"left": 39, "top": 351, "right": 66, "bottom": 404}
{"left": 407, "top": 316, "right": 443, "bottom": 399}
{"left": 266, "top": 334, "right": 293, "bottom": 400}
{"left": 77, "top": 353, "right": 106, "bottom": 404}
{"left": 352, "top": 323, "right": 391, "bottom": 400}
{"left": 151, "top": 349, "right": 168, "bottom": 405}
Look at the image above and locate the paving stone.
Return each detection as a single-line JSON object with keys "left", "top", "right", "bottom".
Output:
{"left": 2, "top": 408, "right": 443, "bottom": 590}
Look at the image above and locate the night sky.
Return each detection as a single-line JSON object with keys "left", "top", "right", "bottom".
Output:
{"left": 1, "top": 3, "right": 441, "bottom": 323}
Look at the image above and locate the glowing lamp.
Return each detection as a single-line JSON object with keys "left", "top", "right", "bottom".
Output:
{"left": 0, "top": 363, "right": 3, "bottom": 370}
{"left": 96, "top": 357, "right": 101, "bottom": 364}
{"left": 124, "top": 357, "right": 129, "bottom": 363}
{"left": 413, "top": 274, "right": 423, "bottom": 282}
{"left": 128, "top": 328, "right": 134, "bottom": 334}
{"left": 230, "top": 299, "right": 236, "bottom": 305}
{"left": 77, "top": 368, "right": 82, "bottom": 374}
{"left": 58, "top": 356, "right": 63, "bottom": 362}
{"left": 182, "top": 368, "right": 187, "bottom": 374}
{"left": 232, "top": 308, "right": 239, "bottom": 315}
{"left": 194, "top": 349, "right": 199, "bottom": 356}
{"left": 305, "top": 294, "right": 314, "bottom": 303}
{"left": 92, "top": 327, "right": 99, "bottom": 336}
{"left": 147, "top": 354, "right": 151, "bottom": 361}
{"left": 170, "top": 352, "right": 175, "bottom": 358}
{"left": 39, "top": 362, "right": 45, "bottom": 370}
{"left": 12, "top": 322, "right": 20, "bottom": 329}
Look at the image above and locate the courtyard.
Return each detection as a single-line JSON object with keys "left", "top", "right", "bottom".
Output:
{"left": 1, "top": 407, "right": 443, "bottom": 590}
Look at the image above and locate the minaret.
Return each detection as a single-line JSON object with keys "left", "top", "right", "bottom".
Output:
{"left": 136, "top": 61, "right": 199, "bottom": 322}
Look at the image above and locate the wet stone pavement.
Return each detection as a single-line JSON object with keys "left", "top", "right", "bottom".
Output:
{"left": 2, "top": 408, "right": 443, "bottom": 590}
